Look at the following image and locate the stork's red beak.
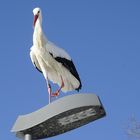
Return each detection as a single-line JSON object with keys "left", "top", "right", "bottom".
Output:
{"left": 33, "top": 14, "right": 39, "bottom": 27}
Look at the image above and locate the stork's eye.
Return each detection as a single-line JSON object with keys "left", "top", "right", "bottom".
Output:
{"left": 38, "top": 11, "right": 40, "bottom": 14}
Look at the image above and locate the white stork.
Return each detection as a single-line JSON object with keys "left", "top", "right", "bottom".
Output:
{"left": 30, "top": 7, "right": 82, "bottom": 103}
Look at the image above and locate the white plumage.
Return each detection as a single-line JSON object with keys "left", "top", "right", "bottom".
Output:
{"left": 30, "top": 7, "right": 82, "bottom": 102}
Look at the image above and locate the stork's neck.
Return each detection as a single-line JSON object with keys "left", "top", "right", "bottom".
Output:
{"left": 33, "top": 18, "right": 47, "bottom": 47}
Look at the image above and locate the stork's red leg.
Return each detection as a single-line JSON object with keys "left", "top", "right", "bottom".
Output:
{"left": 51, "top": 76, "right": 64, "bottom": 97}
{"left": 46, "top": 77, "right": 52, "bottom": 103}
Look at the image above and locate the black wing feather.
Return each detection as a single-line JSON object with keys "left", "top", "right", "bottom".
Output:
{"left": 54, "top": 56, "right": 82, "bottom": 91}
{"left": 34, "top": 62, "right": 42, "bottom": 73}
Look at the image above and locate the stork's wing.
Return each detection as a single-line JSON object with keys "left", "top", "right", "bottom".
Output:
{"left": 46, "top": 41, "right": 82, "bottom": 91}
{"left": 46, "top": 41, "right": 71, "bottom": 60}
{"left": 30, "top": 48, "right": 42, "bottom": 73}
{"left": 55, "top": 57, "right": 82, "bottom": 91}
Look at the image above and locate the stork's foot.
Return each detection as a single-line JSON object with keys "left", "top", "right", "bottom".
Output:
{"left": 51, "top": 90, "right": 60, "bottom": 97}
{"left": 51, "top": 76, "right": 64, "bottom": 97}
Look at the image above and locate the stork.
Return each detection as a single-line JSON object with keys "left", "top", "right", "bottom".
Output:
{"left": 30, "top": 7, "right": 82, "bottom": 103}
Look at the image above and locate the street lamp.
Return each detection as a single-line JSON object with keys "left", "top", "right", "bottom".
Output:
{"left": 11, "top": 94, "right": 106, "bottom": 140}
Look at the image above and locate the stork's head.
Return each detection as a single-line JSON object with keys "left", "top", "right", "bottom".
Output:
{"left": 33, "top": 7, "right": 42, "bottom": 27}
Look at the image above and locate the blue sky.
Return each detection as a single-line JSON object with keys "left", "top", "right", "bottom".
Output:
{"left": 0, "top": 0, "right": 140, "bottom": 140}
